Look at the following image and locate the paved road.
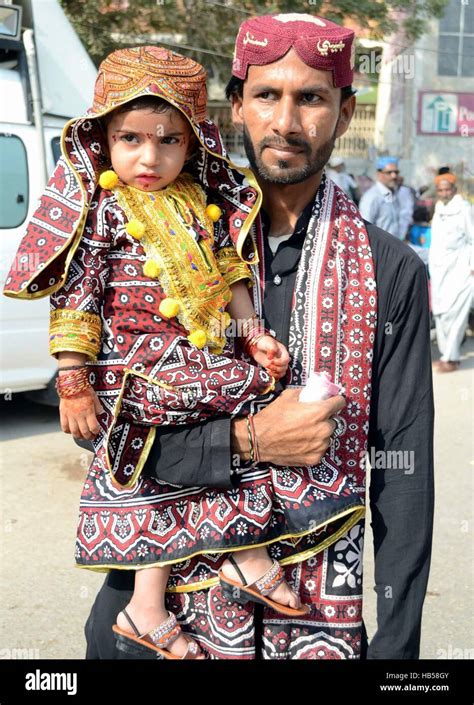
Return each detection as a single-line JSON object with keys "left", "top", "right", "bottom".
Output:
{"left": 1, "top": 338, "right": 472, "bottom": 660}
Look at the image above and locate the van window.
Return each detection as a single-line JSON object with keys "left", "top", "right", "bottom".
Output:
{"left": 51, "top": 136, "right": 61, "bottom": 164}
{"left": 0, "top": 134, "right": 29, "bottom": 228}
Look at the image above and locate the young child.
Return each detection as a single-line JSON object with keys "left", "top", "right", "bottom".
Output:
{"left": 4, "top": 47, "right": 362, "bottom": 660}
{"left": 407, "top": 205, "right": 432, "bottom": 267}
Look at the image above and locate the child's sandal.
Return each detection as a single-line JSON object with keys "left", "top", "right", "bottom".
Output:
{"left": 219, "top": 555, "right": 310, "bottom": 617}
{"left": 112, "top": 608, "right": 203, "bottom": 659}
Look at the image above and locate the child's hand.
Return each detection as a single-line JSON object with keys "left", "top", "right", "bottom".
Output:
{"left": 59, "top": 385, "right": 104, "bottom": 441}
{"left": 251, "top": 335, "right": 290, "bottom": 380}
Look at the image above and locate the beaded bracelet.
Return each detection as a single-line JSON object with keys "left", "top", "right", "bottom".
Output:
{"left": 248, "top": 413, "right": 260, "bottom": 463}
{"left": 55, "top": 367, "right": 91, "bottom": 398}
{"left": 245, "top": 413, "right": 260, "bottom": 465}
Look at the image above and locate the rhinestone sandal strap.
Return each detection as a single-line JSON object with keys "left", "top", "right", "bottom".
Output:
{"left": 254, "top": 560, "right": 286, "bottom": 597}
{"left": 147, "top": 611, "right": 182, "bottom": 649}
{"left": 181, "top": 636, "right": 201, "bottom": 659}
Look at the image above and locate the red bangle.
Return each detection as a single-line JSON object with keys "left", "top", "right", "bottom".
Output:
{"left": 241, "top": 322, "right": 274, "bottom": 357}
{"left": 55, "top": 367, "right": 91, "bottom": 398}
{"left": 58, "top": 364, "right": 87, "bottom": 372}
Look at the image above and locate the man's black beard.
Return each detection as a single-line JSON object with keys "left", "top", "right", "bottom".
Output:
{"left": 242, "top": 124, "right": 338, "bottom": 185}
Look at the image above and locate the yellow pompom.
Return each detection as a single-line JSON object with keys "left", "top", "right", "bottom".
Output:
{"left": 99, "top": 170, "right": 119, "bottom": 189}
{"left": 187, "top": 329, "right": 207, "bottom": 348}
{"left": 159, "top": 298, "right": 180, "bottom": 318}
{"left": 222, "top": 312, "right": 231, "bottom": 328}
{"left": 126, "top": 219, "right": 146, "bottom": 240}
{"left": 143, "top": 259, "right": 161, "bottom": 278}
{"left": 205, "top": 204, "right": 222, "bottom": 222}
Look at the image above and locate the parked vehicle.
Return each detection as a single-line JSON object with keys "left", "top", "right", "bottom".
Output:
{"left": 0, "top": 0, "right": 96, "bottom": 404}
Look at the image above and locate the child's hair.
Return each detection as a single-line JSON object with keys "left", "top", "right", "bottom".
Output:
{"left": 413, "top": 205, "right": 430, "bottom": 223}
{"left": 102, "top": 95, "right": 186, "bottom": 125}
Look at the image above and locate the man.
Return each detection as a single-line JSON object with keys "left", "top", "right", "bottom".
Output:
{"left": 84, "top": 13, "right": 434, "bottom": 660}
{"left": 430, "top": 173, "right": 474, "bottom": 373}
{"left": 327, "top": 155, "right": 359, "bottom": 202}
{"left": 359, "top": 156, "right": 402, "bottom": 238}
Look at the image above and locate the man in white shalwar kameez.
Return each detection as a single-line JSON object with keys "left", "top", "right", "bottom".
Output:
{"left": 429, "top": 174, "right": 474, "bottom": 372}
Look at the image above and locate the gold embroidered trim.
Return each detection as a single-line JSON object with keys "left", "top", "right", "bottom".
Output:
{"left": 75, "top": 505, "right": 366, "bottom": 593}
{"left": 104, "top": 368, "right": 173, "bottom": 488}
{"left": 215, "top": 246, "right": 253, "bottom": 288}
{"left": 115, "top": 177, "right": 233, "bottom": 350}
{"left": 49, "top": 308, "right": 102, "bottom": 360}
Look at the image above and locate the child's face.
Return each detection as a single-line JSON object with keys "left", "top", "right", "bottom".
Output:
{"left": 106, "top": 107, "right": 193, "bottom": 191}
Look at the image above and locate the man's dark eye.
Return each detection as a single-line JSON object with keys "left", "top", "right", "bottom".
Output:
{"left": 301, "top": 94, "right": 320, "bottom": 104}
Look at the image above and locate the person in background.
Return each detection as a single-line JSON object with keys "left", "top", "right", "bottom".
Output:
{"left": 416, "top": 166, "right": 453, "bottom": 210}
{"left": 327, "top": 155, "right": 359, "bottom": 203}
{"left": 429, "top": 173, "right": 474, "bottom": 373}
{"left": 396, "top": 175, "right": 415, "bottom": 240}
{"left": 408, "top": 205, "right": 432, "bottom": 267}
{"left": 359, "top": 156, "right": 401, "bottom": 238}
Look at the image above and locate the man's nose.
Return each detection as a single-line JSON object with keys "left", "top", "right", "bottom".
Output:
{"left": 269, "top": 96, "right": 302, "bottom": 137}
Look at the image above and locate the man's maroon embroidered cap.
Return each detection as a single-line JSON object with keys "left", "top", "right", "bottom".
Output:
{"left": 232, "top": 13, "right": 355, "bottom": 88}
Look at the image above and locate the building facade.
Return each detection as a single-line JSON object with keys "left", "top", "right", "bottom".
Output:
{"left": 374, "top": 0, "right": 473, "bottom": 196}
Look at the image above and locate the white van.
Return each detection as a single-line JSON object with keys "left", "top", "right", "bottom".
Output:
{"left": 0, "top": 0, "right": 96, "bottom": 403}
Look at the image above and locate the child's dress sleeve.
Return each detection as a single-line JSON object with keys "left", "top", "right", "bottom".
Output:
{"left": 49, "top": 191, "right": 114, "bottom": 362}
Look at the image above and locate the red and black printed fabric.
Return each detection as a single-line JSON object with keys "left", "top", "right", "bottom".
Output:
{"left": 76, "top": 175, "right": 376, "bottom": 662}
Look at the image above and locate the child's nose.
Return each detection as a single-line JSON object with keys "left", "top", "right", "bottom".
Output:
{"left": 140, "top": 143, "right": 160, "bottom": 167}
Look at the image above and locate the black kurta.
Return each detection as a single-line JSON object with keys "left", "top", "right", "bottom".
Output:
{"left": 84, "top": 198, "right": 434, "bottom": 660}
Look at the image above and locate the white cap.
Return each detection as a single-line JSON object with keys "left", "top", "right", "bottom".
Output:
{"left": 329, "top": 155, "right": 345, "bottom": 168}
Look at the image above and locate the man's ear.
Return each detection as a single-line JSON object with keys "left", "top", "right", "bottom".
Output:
{"left": 335, "top": 94, "right": 356, "bottom": 139}
{"left": 230, "top": 92, "right": 244, "bottom": 134}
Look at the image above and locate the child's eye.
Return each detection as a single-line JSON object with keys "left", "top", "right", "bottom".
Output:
{"left": 161, "top": 136, "right": 180, "bottom": 145}
{"left": 121, "top": 134, "right": 139, "bottom": 143}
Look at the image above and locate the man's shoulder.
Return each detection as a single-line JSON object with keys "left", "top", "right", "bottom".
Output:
{"left": 359, "top": 184, "right": 378, "bottom": 200}
{"left": 365, "top": 221, "right": 425, "bottom": 276}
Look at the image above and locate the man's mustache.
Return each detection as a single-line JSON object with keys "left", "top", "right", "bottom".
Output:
{"left": 259, "top": 137, "right": 311, "bottom": 154}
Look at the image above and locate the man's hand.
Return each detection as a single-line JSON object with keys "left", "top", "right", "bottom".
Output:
{"left": 59, "top": 385, "right": 104, "bottom": 441}
{"left": 232, "top": 388, "right": 345, "bottom": 466}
